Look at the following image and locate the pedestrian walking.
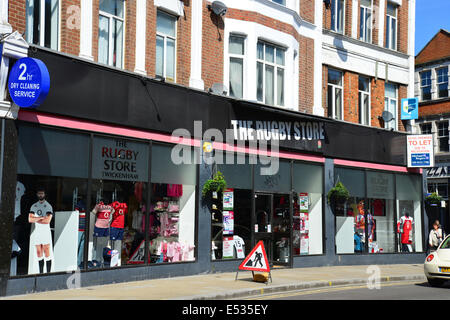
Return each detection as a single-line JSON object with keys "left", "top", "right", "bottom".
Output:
{"left": 428, "top": 220, "right": 443, "bottom": 252}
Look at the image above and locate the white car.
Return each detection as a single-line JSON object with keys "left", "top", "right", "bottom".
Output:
{"left": 424, "top": 234, "right": 450, "bottom": 287}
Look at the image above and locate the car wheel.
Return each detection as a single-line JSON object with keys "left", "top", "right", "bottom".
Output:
{"left": 427, "top": 277, "right": 445, "bottom": 287}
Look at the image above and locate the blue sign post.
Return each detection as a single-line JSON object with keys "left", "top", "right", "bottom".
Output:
{"left": 400, "top": 98, "right": 418, "bottom": 120}
{"left": 7, "top": 57, "right": 50, "bottom": 108}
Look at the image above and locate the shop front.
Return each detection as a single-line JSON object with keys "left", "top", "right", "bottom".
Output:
{"left": 0, "top": 46, "right": 429, "bottom": 296}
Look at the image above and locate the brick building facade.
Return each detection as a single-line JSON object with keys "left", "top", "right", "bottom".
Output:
{"left": 413, "top": 29, "right": 450, "bottom": 202}
{"left": 2, "top": 0, "right": 415, "bottom": 131}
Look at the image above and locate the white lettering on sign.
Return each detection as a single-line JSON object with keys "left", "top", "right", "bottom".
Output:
{"left": 231, "top": 120, "right": 325, "bottom": 141}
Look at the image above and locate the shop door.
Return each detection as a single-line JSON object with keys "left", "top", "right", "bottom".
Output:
{"left": 254, "top": 193, "right": 292, "bottom": 267}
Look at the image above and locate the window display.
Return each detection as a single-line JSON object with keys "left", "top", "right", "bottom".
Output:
{"left": 14, "top": 124, "right": 89, "bottom": 276}
{"left": 292, "top": 162, "right": 323, "bottom": 256}
{"left": 89, "top": 179, "right": 147, "bottom": 267}
{"left": 396, "top": 174, "right": 423, "bottom": 253}
{"left": 150, "top": 143, "right": 197, "bottom": 263}
{"left": 334, "top": 168, "right": 365, "bottom": 254}
{"left": 14, "top": 175, "right": 88, "bottom": 275}
{"left": 214, "top": 154, "right": 252, "bottom": 260}
{"left": 366, "top": 171, "right": 395, "bottom": 253}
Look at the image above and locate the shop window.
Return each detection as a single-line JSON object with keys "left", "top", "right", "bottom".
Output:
{"left": 359, "top": 0, "right": 372, "bottom": 43}
{"left": 420, "top": 70, "right": 432, "bottom": 101}
{"left": 292, "top": 162, "right": 323, "bottom": 256}
{"left": 256, "top": 41, "right": 286, "bottom": 107}
{"left": 327, "top": 69, "right": 343, "bottom": 120}
{"left": 396, "top": 174, "right": 423, "bottom": 253}
{"left": 156, "top": 10, "right": 177, "bottom": 82}
{"left": 228, "top": 34, "right": 246, "bottom": 99}
{"left": 385, "top": 2, "right": 397, "bottom": 50}
{"left": 26, "top": 0, "right": 59, "bottom": 50}
{"left": 89, "top": 136, "right": 149, "bottom": 268}
{"left": 334, "top": 168, "right": 365, "bottom": 254}
{"left": 14, "top": 125, "right": 90, "bottom": 276}
{"left": 437, "top": 67, "right": 449, "bottom": 99}
{"left": 359, "top": 76, "right": 370, "bottom": 126}
{"left": 150, "top": 143, "right": 197, "bottom": 264}
{"left": 366, "top": 171, "right": 395, "bottom": 253}
{"left": 213, "top": 154, "right": 252, "bottom": 260}
{"left": 98, "top": 0, "right": 124, "bottom": 68}
{"left": 331, "top": 0, "right": 345, "bottom": 34}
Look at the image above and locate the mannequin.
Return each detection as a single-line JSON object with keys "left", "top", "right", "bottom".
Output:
{"left": 398, "top": 212, "right": 414, "bottom": 252}
{"left": 110, "top": 199, "right": 128, "bottom": 264}
{"left": 91, "top": 199, "right": 115, "bottom": 262}
{"left": 28, "top": 188, "right": 53, "bottom": 274}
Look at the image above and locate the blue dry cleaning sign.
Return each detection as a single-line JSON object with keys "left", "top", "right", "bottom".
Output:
{"left": 7, "top": 57, "right": 50, "bottom": 108}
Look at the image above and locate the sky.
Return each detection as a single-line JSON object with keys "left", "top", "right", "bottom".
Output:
{"left": 415, "top": 0, "right": 450, "bottom": 55}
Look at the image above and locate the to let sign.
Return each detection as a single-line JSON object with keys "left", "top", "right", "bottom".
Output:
{"left": 407, "top": 134, "right": 434, "bottom": 168}
{"left": 8, "top": 57, "right": 50, "bottom": 108}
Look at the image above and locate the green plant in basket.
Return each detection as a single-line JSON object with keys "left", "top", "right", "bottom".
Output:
{"left": 327, "top": 181, "right": 350, "bottom": 205}
{"left": 425, "top": 192, "right": 442, "bottom": 206}
{"left": 202, "top": 171, "right": 227, "bottom": 197}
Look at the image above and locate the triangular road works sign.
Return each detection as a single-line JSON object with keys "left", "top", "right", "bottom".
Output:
{"left": 238, "top": 240, "right": 270, "bottom": 272}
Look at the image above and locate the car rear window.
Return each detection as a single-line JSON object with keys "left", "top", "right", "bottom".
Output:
{"left": 441, "top": 236, "right": 450, "bottom": 249}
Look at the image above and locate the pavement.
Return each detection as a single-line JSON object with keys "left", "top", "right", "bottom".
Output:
{"left": 1, "top": 264, "right": 426, "bottom": 300}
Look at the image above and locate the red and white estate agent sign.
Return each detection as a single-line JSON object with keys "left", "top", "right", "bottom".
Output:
{"left": 407, "top": 135, "right": 434, "bottom": 168}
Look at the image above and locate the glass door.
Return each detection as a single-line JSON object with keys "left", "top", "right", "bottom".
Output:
{"left": 272, "top": 194, "right": 291, "bottom": 265}
{"left": 254, "top": 193, "right": 273, "bottom": 265}
{"left": 253, "top": 193, "right": 292, "bottom": 267}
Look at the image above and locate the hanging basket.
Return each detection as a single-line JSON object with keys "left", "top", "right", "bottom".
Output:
{"left": 202, "top": 171, "right": 227, "bottom": 198}
{"left": 327, "top": 181, "right": 350, "bottom": 206}
{"left": 425, "top": 192, "right": 442, "bottom": 207}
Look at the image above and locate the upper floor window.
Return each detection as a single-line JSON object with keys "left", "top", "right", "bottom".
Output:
{"left": 385, "top": 2, "right": 397, "bottom": 50}
{"left": 26, "top": 0, "right": 59, "bottom": 50}
{"left": 272, "top": 0, "right": 286, "bottom": 5}
{"left": 420, "top": 123, "right": 432, "bottom": 134}
{"left": 256, "top": 41, "right": 285, "bottom": 107}
{"left": 331, "top": 0, "right": 345, "bottom": 34}
{"left": 98, "top": 0, "right": 124, "bottom": 68}
{"left": 228, "top": 35, "right": 246, "bottom": 99}
{"left": 327, "top": 69, "right": 343, "bottom": 120}
{"left": 437, "top": 67, "right": 449, "bottom": 99}
{"left": 359, "top": 76, "right": 370, "bottom": 125}
{"left": 438, "top": 122, "right": 449, "bottom": 153}
{"left": 359, "top": 0, "right": 372, "bottom": 43}
{"left": 420, "top": 70, "right": 432, "bottom": 101}
{"left": 156, "top": 10, "right": 177, "bottom": 82}
{"left": 384, "top": 83, "right": 397, "bottom": 130}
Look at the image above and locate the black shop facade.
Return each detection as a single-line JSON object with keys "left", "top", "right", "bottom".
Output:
{"left": 0, "top": 46, "right": 427, "bottom": 296}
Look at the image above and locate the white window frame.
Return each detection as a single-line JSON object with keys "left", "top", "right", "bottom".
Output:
{"left": 359, "top": 76, "right": 371, "bottom": 126}
{"left": 359, "top": 0, "right": 372, "bottom": 43}
{"left": 420, "top": 70, "right": 432, "bottom": 101}
{"left": 227, "top": 34, "right": 246, "bottom": 99}
{"left": 436, "top": 66, "right": 449, "bottom": 99}
{"left": 98, "top": 0, "right": 125, "bottom": 68}
{"left": 156, "top": 10, "right": 177, "bottom": 82}
{"left": 327, "top": 68, "right": 344, "bottom": 120}
{"left": 384, "top": 83, "right": 398, "bottom": 131}
{"left": 256, "top": 40, "right": 286, "bottom": 107}
{"left": 25, "top": 0, "right": 60, "bottom": 50}
{"left": 437, "top": 121, "right": 449, "bottom": 153}
{"left": 331, "top": 0, "right": 345, "bottom": 34}
{"left": 385, "top": 2, "right": 397, "bottom": 50}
